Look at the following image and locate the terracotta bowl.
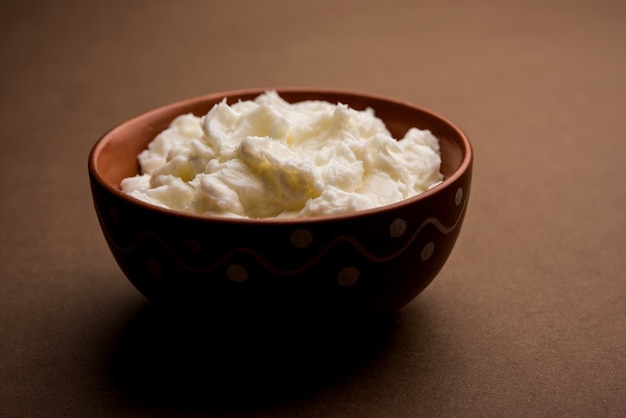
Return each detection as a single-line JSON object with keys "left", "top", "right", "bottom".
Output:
{"left": 88, "top": 88, "right": 473, "bottom": 317}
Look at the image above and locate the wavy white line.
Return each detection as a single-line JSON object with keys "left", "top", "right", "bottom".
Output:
{"left": 102, "top": 191, "right": 468, "bottom": 277}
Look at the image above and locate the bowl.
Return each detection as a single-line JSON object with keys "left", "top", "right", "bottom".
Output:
{"left": 88, "top": 88, "right": 472, "bottom": 317}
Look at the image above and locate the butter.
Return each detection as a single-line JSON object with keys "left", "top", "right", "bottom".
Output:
{"left": 121, "top": 91, "right": 443, "bottom": 218}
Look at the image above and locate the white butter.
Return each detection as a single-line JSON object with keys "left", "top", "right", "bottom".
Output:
{"left": 121, "top": 91, "right": 443, "bottom": 218}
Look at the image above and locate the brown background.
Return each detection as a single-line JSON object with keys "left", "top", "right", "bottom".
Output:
{"left": 1, "top": 0, "right": 625, "bottom": 416}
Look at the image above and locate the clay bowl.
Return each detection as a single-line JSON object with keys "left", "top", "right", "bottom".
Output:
{"left": 88, "top": 88, "right": 472, "bottom": 317}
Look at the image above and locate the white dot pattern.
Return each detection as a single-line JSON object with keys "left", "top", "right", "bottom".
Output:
{"left": 389, "top": 218, "right": 407, "bottom": 238}
{"left": 421, "top": 242, "right": 435, "bottom": 261}
{"left": 227, "top": 264, "right": 249, "bottom": 282}
{"left": 337, "top": 267, "right": 360, "bottom": 286}
{"left": 291, "top": 229, "right": 313, "bottom": 248}
{"left": 455, "top": 188, "right": 463, "bottom": 206}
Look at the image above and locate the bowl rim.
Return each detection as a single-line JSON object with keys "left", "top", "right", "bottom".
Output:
{"left": 88, "top": 87, "right": 473, "bottom": 225}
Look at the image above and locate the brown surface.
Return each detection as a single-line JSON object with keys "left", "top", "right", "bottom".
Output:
{"left": 1, "top": 0, "right": 624, "bottom": 416}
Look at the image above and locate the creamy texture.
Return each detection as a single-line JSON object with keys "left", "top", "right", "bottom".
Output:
{"left": 120, "top": 91, "right": 443, "bottom": 218}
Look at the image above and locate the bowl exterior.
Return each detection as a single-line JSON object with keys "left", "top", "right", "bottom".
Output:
{"left": 89, "top": 88, "right": 472, "bottom": 316}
